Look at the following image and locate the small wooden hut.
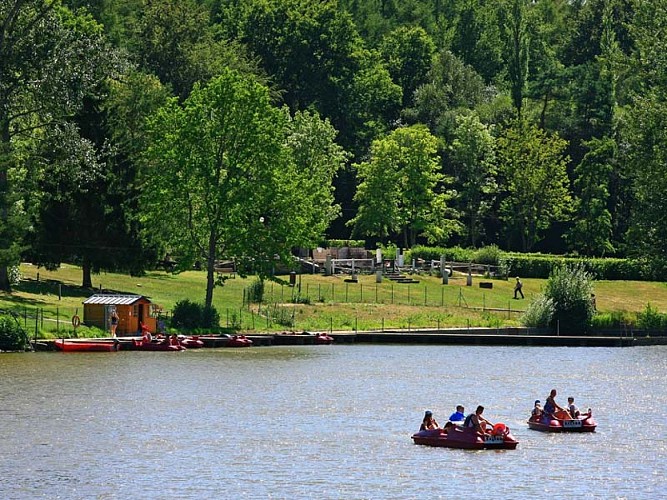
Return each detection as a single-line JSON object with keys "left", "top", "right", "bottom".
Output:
{"left": 83, "top": 294, "right": 159, "bottom": 335}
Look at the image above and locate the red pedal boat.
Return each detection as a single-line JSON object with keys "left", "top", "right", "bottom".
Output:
{"left": 412, "top": 423, "right": 518, "bottom": 450}
{"left": 528, "top": 411, "right": 597, "bottom": 432}
{"left": 55, "top": 339, "right": 121, "bottom": 352}
{"left": 132, "top": 339, "right": 186, "bottom": 351}
{"left": 313, "top": 332, "right": 334, "bottom": 344}
{"left": 178, "top": 336, "right": 204, "bottom": 348}
{"left": 224, "top": 335, "right": 253, "bottom": 347}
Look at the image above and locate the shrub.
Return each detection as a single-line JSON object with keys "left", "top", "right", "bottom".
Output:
{"left": 521, "top": 295, "right": 555, "bottom": 328}
{"left": 171, "top": 300, "right": 220, "bottom": 331}
{"left": 246, "top": 278, "right": 265, "bottom": 303}
{"left": 0, "top": 314, "right": 28, "bottom": 351}
{"left": 8, "top": 266, "right": 21, "bottom": 286}
{"left": 201, "top": 305, "right": 221, "bottom": 330}
{"left": 591, "top": 311, "right": 635, "bottom": 330}
{"left": 473, "top": 245, "right": 502, "bottom": 265}
{"left": 406, "top": 245, "right": 474, "bottom": 263}
{"left": 637, "top": 303, "right": 666, "bottom": 331}
{"left": 544, "top": 263, "right": 595, "bottom": 334}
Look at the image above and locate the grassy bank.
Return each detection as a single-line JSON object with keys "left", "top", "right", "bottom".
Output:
{"left": 1, "top": 263, "right": 665, "bottom": 337}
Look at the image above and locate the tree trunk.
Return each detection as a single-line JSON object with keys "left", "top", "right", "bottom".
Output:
{"left": 205, "top": 231, "right": 217, "bottom": 309}
{"left": 82, "top": 257, "right": 93, "bottom": 288}
{"left": 0, "top": 266, "right": 9, "bottom": 292}
{"left": 0, "top": 119, "right": 12, "bottom": 292}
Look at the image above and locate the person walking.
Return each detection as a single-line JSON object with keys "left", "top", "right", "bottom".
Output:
{"left": 514, "top": 277, "right": 524, "bottom": 299}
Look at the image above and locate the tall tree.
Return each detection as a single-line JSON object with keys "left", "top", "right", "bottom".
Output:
{"left": 498, "top": 0, "right": 531, "bottom": 119}
{"left": 624, "top": 0, "right": 667, "bottom": 270}
{"left": 406, "top": 50, "right": 486, "bottom": 139}
{"left": 142, "top": 69, "right": 343, "bottom": 307}
{"left": 349, "top": 125, "right": 459, "bottom": 247}
{"left": 449, "top": 113, "right": 497, "bottom": 247}
{"left": 450, "top": 0, "right": 503, "bottom": 82}
{"left": 379, "top": 26, "right": 435, "bottom": 107}
{"left": 0, "top": 1, "right": 111, "bottom": 291}
{"left": 237, "top": 0, "right": 401, "bottom": 154}
{"left": 497, "top": 121, "right": 571, "bottom": 251}
{"left": 565, "top": 137, "right": 616, "bottom": 256}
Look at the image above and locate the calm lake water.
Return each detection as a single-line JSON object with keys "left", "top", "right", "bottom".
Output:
{"left": 1, "top": 344, "right": 665, "bottom": 499}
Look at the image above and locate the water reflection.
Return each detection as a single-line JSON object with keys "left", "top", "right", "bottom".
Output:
{"left": 1, "top": 346, "right": 665, "bottom": 499}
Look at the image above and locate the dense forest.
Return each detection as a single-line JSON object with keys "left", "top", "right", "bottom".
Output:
{"left": 1, "top": 0, "right": 667, "bottom": 303}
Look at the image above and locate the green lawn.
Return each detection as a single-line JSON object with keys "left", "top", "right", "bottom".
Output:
{"left": 1, "top": 263, "right": 664, "bottom": 337}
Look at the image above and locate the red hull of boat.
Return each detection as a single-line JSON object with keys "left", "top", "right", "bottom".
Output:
{"left": 527, "top": 414, "right": 597, "bottom": 432}
{"left": 132, "top": 339, "right": 186, "bottom": 351}
{"left": 412, "top": 426, "right": 518, "bottom": 450}
{"left": 179, "top": 337, "right": 204, "bottom": 348}
{"left": 225, "top": 335, "right": 253, "bottom": 347}
{"left": 55, "top": 339, "right": 120, "bottom": 352}
{"left": 314, "top": 334, "right": 334, "bottom": 344}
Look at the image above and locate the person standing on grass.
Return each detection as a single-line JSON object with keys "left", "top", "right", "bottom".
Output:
{"left": 514, "top": 277, "right": 524, "bottom": 299}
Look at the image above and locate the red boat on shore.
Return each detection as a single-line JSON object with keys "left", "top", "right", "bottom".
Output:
{"left": 178, "top": 336, "right": 204, "bottom": 348}
{"left": 225, "top": 334, "right": 253, "bottom": 347}
{"left": 528, "top": 411, "right": 597, "bottom": 432}
{"left": 312, "top": 332, "right": 334, "bottom": 344}
{"left": 412, "top": 423, "right": 518, "bottom": 450}
{"left": 55, "top": 339, "right": 121, "bottom": 352}
{"left": 132, "top": 339, "right": 186, "bottom": 351}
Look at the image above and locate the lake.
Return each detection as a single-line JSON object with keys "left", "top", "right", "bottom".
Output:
{"left": 1, "top": 344, "right": 665, "bottom": 499}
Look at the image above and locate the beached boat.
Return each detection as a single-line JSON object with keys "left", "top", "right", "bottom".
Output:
{"left": 178, "top": 336, "right": 204, "bottom": 348}
{"left": 54, "top": 339, "right": 121, "bottom": 352}
{"left": 312, "top": 332, "right": 334, "bottom": 344}
{"left": 225, "top": 334, "right": 253, "bottom": 347}
{"left": 528, "top": 411, "right": 597, "bottom": 432}
{"left": 412, "top": 423, "right": 518, "bottom": 450}
{"left": 132, "top": 339, "right": 186, "bottom": 351}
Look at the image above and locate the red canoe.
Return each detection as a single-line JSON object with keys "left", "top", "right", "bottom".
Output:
{"left": 528, "top": 411, "right": 597, "bottom": 432}
{"left": 412, "top": 424, "right": 519, "bottom": 450}
{"left": 55, "top": 339, "right": 121, "bottom": 352}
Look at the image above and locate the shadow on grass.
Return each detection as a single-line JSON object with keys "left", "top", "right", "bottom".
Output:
{"left": 14, "top": 279, "right": 140, "bottom": 301}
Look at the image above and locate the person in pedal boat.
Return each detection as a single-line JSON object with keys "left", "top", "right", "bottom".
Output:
{"left": 544, "top": 389, "right": 570, "bottom": 419}
{"left": 464, "top": 405, "right": 493, "bottom": 435}
{"left": 419, "top": 410, "right": 439, "bottom": 431}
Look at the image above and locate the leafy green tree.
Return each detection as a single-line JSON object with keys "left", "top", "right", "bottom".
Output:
{"left": 566, "top": 137, "right": 616, "bottom": 256}
{"left": 497, "top": 121, "right": 571, "bottom": 251}
{"left": 0, "top": 1, "right": 113, "bottom": 291}
{"left": 285, "top": 111, "right": 349, "bottom": 242}
{"left": 379, "top": 26, "right": 435, "bottom": 107}
{"left": 133, "top": 0, "right": 258, "bottom": 100}
{"left": 237, "top": 0, "right": 401, "bottom": 154}
{"left": 498, "top": 0, "right": 531, "bottom": 119}
{"left": 449, "top": 114, "right": 497, "bottom": 247}
{"left": 406, "top": 50, "right": 486, "bottom": 139}
{"left": 142, "top": 69, "right": 342, "bottom": 307}
{"left": 450, "top": 0, "right": 503, "bottom": 83}
{"left": 623, "top": 1, "right": 667, "bottom": 270}
{"left": 349, "top": 125, "right": 459, "bottom": 247}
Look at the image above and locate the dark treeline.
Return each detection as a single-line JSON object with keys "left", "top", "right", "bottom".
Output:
{"left": 1, "top": 0, "right": 667, "bottom": 295}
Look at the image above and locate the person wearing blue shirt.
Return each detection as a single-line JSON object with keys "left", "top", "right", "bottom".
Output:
{"left": 448, "top": 405, "right": 465, "bottom": 422}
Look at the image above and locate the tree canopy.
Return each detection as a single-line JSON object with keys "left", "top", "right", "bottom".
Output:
{"left": 4, "top": 0, "right": 667, "bottom": 295}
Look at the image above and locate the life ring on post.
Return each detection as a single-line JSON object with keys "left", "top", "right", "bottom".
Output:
{"left": 72, "top": 315, "right": 81, "bottom": 328}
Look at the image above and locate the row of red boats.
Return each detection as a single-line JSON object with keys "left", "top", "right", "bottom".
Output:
{"left": 53, "top": 332, "right": 334, "bottom": 352}
{"left": 411, "top": 410, "right": 597, "bottom": 450}
{"left": 54, "top": 334, "right": 254, "bottom": 352}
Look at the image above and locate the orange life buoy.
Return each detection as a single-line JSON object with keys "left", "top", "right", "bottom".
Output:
{"left": 72, "top": 315, "right": 81, "bottom": 328}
